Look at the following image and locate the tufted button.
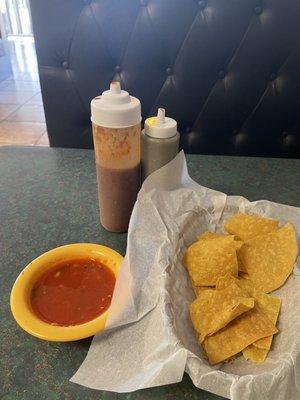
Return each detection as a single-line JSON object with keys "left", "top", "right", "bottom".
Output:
{"left": 166, "top": 67, "right": 173, "bottom": 76}
{"left": 254, "top": 5, "right": 263, "bottom": 15}
{"left": 140, "top": 0, "right": 148, "bottom": 6}
{"left": 218, "top": 70, "right": 226, "bottom": 79}
{"left": 198, "top": 0, "right": 206, "bottom": 10}
{"left": 62, "top": 61, "right": 69, "bottom": 69}
{"left": 185, "top": 126, "right": 191, "bottom": 133}
{"left": 115, "top": 65, "right": 121, "bottom": 73}
{"left": 232, "top": 129, "right": 239, "bottom": 136}
{"left": 234, "top": 132, "right": 247, "bottom": 148}
{"left": 269, "top": 72, "right": 277, "bottom": 81}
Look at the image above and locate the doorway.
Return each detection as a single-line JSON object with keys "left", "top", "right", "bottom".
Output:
{"left": 0, "top": 0, "right": 49, "bottom": 146}
{"left": 2, "top": 0, "right": 32, "bottom": 36}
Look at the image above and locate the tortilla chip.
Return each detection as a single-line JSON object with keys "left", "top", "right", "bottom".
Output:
{"left": 240, "top": 288, "right": 281, "bottom": 363}
{"left": 237, "top": 251, "right": 246, "bottom": 272}
{"left": 190, "top": 280, "right": 255, "bottom": 342}
{"left": 238, "top": 278, "right": 281, "bottom": 349}
{"left": 216, "top": 274, "right": 281, "bottom": 362}
{"left": 197, "top": 232, "right": 225, "bottom": 240}
{"left": 192, "top": 283, "right": 213, "bottom": 297}
{"left": 224, "top": 213, "right": 279, "bottom": 241}
{"left": 216, "top": 275, "right": 281, "bottom": 348}
{"left": 198, "top": 232, "right": 244, "bottom": 273}
{"left": 198, "top": 231, "right": 243, "bottom": 249}
{"left": 216, "top": 273, "right": 238, "bottom": 289}
{"left": 239, "top": 223, "right": 298, "bottom": 292}
{"left": 202, "top": 306, "right": 278, "bottom": 365}
{"left": 243, "top": 346, "right": 268, "bottom": 363}
{"left": 183, "top": 236, "right": 239, "bottom": 286}
{"left": 253, "top": 338, "right": 272, "bottom": 350}
{"left": 238, "top": 271, "right": 250, "bottom": 279}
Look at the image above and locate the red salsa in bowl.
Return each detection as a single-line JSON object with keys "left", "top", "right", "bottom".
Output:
{"left": 30, "top": 258, "right": 115, "bottom": 326}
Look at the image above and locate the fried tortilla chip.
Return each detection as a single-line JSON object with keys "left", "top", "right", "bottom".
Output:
{"left": 238, "top": 271, "right": 250, "bottom": 279}
{"left": 197, "top": 231, "right": 243, "bottom": 249}
{"left": 183, "top": 236, "right": 240, "bottom": 286}
{"left": 239, "top": 223, "right": 298, "bottom": 292}
{"left": 216, "top": 273, "right": 240, "bottom": 290}
{"left": 216, "top": 275, "right": 281, "bottom": 347}
{"left": 202, "top": 306, "right": 278, "bottom": 365}
{"left": 238, "top": 278, "right": 281, "bottom": 349}
{"left": 224, "top": 213, "right": 279, "bottom": 241}
{"left": 243, "top": 346, "right": 268, "bottom": 363}
{"left": 198, "top": 231, "right": 245, "bottom": 273}
{"left": 197, "top": 232, "right": 225, "bottom": 240}
{"left": 241, "top": 287, "right": 281, "bottom": 362}
{"left": 191, "top": 283, "right": 213, "bottom": 297}
{"left": 216, "top": 275, "right": 281, "bottom": 362}
{"left": 190, "top": 280, "right": 254, "bottom": 342}
{"left": 237, "top": 251, "right": 247, "bottom": 273}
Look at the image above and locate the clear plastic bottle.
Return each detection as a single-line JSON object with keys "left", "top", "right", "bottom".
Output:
{"left": 91, "top": 82, "right": 141, "bottom": 232}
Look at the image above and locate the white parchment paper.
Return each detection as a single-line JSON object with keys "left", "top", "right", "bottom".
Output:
{"left": 71, "top": 151, "right": 300, "bottom": 399}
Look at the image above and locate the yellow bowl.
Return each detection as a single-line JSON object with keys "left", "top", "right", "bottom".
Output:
{"left": 10, "top": 243, "right": 123, "bottom": 342}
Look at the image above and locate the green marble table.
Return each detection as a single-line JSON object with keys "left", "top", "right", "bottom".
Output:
{"left": 1, "top": 146, "right": 300, "bottom": 400}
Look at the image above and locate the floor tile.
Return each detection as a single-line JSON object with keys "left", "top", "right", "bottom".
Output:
{"left": 0, "top": 79, "right": 12, "bottom": 89}
{"left": 6, "top": 104, "right": 45, "bottom": 123}
{"left": 8, "top": 37, "right": 39, "bottom": 75}
{"left": 0, "top": 104, "right": 20, "bottom": 121}
{"left": 15, "top": 72, "right": 40, "bottom": 82}
{"left": 0, "top": 91, "right": 36, "bottom": 105}
{"left": 0, "top": 121, "right": 46, "bottom": 145}
{"left": 25, "top": 92, "right": 43, "bottom": 105}
{"left": 0, "top": 80, "right": 40, "bottom": 93}
{"left": 35, "top": 132, "right": 49, "bottom": 146}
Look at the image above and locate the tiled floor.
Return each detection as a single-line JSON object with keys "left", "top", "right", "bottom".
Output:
{"left": 0, "top": 36, "right": 49, "bottom": 147}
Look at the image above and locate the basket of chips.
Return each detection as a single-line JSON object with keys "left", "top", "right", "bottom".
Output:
{"left": 184, "top": 213, "right": 298, "bottom": 365}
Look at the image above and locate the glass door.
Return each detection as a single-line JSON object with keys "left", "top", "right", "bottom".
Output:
{"left": 1, "top": 0, "right": 32, "bottom": 36}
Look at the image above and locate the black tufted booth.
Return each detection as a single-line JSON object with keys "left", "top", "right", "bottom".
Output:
{"left": 30, "top": 0, "right": 300, "bottom": 158}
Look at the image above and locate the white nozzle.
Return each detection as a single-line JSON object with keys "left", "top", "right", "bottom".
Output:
{"left": 110, "top": 81, "right": 121, "bottom": 94}
{"left": 156, "top": 108, "right": 165, "bottom": 125}
{"left": 144, "top": 108, "right": 177, "bottom": 139}
{"left": 91, "top": 81, "right": 141, "bottom": 128}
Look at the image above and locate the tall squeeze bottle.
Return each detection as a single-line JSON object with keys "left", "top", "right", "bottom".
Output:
{"left": 91, "top": 82, "right": 141, "bottom": 232}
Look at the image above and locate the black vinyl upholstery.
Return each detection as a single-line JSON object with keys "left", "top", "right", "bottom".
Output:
{"left": 30, "top": 0, "right": 300, "bottom": 157}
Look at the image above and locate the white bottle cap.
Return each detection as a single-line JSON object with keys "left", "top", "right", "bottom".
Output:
{"left": 91, "top": 81, "right": 141, "bottom": 128}
{"left": 144, "top": 108, "right": 177, "bottom": 139}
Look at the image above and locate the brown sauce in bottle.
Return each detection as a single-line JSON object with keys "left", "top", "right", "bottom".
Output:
{"left": 96, "top": 163, "right": 140, "bottom": 233}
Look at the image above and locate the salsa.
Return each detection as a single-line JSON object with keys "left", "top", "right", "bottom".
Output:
{"left": 30, "top": 258, "right": 115, "bottom": 326}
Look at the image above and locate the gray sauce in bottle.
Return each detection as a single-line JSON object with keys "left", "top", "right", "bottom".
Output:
{"left": 141, "top": 108, "right": 179, "bottom": 181}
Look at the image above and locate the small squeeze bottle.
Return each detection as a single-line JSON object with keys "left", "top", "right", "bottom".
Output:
{"left": 141, "top": 108, "right": 179, "bottom": 181}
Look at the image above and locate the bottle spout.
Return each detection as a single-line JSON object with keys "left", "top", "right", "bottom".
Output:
{"left": 144, "top": 107, "right": 177, "bottom": 139}
{"left": 156, "top": 108, "right": 165, "bottom": 125}
{"left": 110, "top": 81, "right": 121, "bottom": 94}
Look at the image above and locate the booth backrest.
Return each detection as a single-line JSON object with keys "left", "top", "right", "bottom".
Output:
{"left": 30, "top": 0, "right": 300, "bottom": 157}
